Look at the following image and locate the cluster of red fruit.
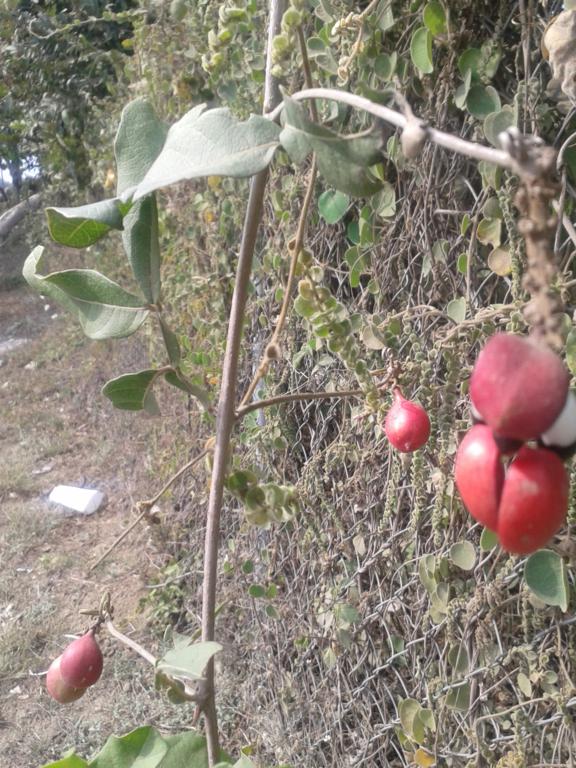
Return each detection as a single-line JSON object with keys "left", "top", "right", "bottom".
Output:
{"left": 46, "top": 630, "right": 104, "bottom": 703}
{"left": 455, "top": 333, "right": 574, "bottom": 555}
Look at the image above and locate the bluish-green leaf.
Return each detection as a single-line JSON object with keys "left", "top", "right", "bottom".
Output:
{"left": 157, "top": 641, "right": 222, "bottom": 680}
{"left": 46, "top": 198, "right": 126, "bottom": 248}
{"left": 130, "top": 105, "right": 281, "bottom": 200}
{"left": 447, "top": 297, "right": 466, "bottom": 323}
{"left": 466, "top": 85, "right": 500, "bottom": 119}
{"left": 122, "top": 195, "right": 162, "bottom": 303}
{"left": 525, "top": 550, "right": 569, "bottom": 611}
{"left": 102, "top": 369, "right": 161, "bottom": 414}
{"left": 318, "top": 189, "right": 349, "bottom": 224}
{"left": 483, "top": 106, "right": 516, "bottom": 148}
{"left": 115, "top": 99, "right": 169, "bottom": 195}
{"left": 23, "top": 247, "right": 149, "bottom": 339}
{"left": 410, "top": 27, "right": 433, "bottom": 74}
{"left": 280, "top": 97, "right": 383, "bottom": 197}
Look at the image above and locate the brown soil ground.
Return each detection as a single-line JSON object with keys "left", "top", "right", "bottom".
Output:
{"left": 0, "top": 284, "right": 195, "bottom": 767}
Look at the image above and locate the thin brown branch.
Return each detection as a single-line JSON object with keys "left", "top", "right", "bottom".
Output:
{"left": 236, "top": 387, "right": 364, "bottom": 420}
{"left": 201, "top": 2, "right": 285, "bottom": 764}
{"left": 88, "top": 449, "right": 208, "bottom": 573}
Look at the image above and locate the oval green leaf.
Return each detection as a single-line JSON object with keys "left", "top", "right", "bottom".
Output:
{"left": 410, "top": 27, "right": 433, "bottom": 74}
{"left": 318, "top": 190, "right": 350, "bottom": 224}
{"left": 524, "top": 549, "right": 569, "bottom": 611}
{"left": 450, "top": 541, "right": 476, "bottom": 571}
{"left": 423, "top": 1, "right": 446, "bottom": 36}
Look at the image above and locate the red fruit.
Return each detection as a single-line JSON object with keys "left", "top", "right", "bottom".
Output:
{"left": 454, "top": 424, "right": 504, "bottom": 531}
{"left": 470, "top": 334, "right": 569, "bottom": 441}
{"left": 46, "top": 656, "right": 86, "bottom": 704}
{"left": 384, "top": 388, "right": 430, "bottom": 452}
{"left": 60, "top": 631, "right": 103, "bottom": 688}
{"left": 497, "top": 445, "right": 569, "bottom": 555}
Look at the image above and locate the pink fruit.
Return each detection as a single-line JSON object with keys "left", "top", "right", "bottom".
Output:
{"left": 469, "top": 334, "right": 569, "bottom": 441}
{"left": 497, "top": 446, "right": 569, "bottom": 555}
{"left": 454, "top": 424, "right": 504, "bottom": 531}
{"left": 60, "top": 631, "right": 103, "bottom": 688}
{"left": 384, "top": 388, "right": 430, "bottom": 453}
{"left": 46, "top": 656, "right": 86, "bottom": 704}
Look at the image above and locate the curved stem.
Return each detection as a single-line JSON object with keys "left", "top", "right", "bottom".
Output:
{"left": 267, "top": 88, "right": 514, "bottom": 170}
{"left": 236, "top": 387, "right": 364, "bottom": 420}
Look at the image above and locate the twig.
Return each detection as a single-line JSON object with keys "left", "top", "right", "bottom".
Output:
{"left": 105, "top": 619, "right": 156, "bottom": 665}
{"left": 105, "top": 619, "right": 206, "bottom": 703}
{"left": 236, "top": 388, "right": 364, "bottom": 420}
{"left": 238, "top": 26, "right": 318, "bottom": 409}
{"left": 201, "top": 2, "right": 285, "bottom": 764}
{"left": 267, "top": 88, "right": 515, "bottom": 170}
{"left": 88, "top": 449, "right": 208, "bottom": 573}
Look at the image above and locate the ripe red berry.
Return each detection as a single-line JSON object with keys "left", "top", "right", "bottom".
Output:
{"left": 384, "top": 388, "right": 430, "bottom": 453}
{"left": 470, "top": 334, "right": 569, "bottom": 441}
{"left": 454, "top": 424, "right": 504, "bottom": 531}
{"left": 60, "top": 631, "right": 103, "bottom": 689}
{"left": 46, "top": 656, "right": 86, "bottom": 704}
{"left": 497, "top": 445, "right": 569, "bottom": 555}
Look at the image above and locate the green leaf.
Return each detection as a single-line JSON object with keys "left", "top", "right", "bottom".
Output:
{"left": 265, "top": 604, "right": 280, "bottom": 620}
{"left": 280, "top": 97, "right": 383, "bottom": 197}
{"left": 423, "top": 1, "right": 446, "bottom": 36}
{"left": 102, "top": 369, "right": 162, "bottom": 414}
{"left": 375, "top": 0, "right": 395, "bottom": 31}
{"left": 458, "top": 48, "right": 482, "bottom": 80}
{"left": 448, "top": 645, "right": 470, "bottom": 674}
{"left": 90, "top": 727, "right": 168, "bottom": 767}
{"left": 445, "top": 682, "right": 470, "bottom": 711}
{"left": 447, "top": 297, "right": 466, "bottom": 323}
{"left": 483, "top": 106, "right": 516, "bottom": 148}
{"left": 399, "top": 698, "right": 421, "bottom": 735}
{"left": 41, "top": 754, "right": 88, "bottom": 768}
{"left": 410, "top": 27, "right": 433, "bottom": 75}
{"left": 480, "top": 527, "right": 499, "bottom": 551}
{"left": 131, "top": 105, "right": 281, "bottom": 200}
{"left": 477, "top": 217, "right": 502, "bottom": 247}
{"left": 466, "top": 85, "right": 500, "bottom": 119}
{"left": 524, "top": 550, "right": 569, "bottom": 611}
{"left": 450, "top": 541, "right": 476, "bottom": 571}
{"left": 517, "top": 671, "right": 532, "bottom": 698}
{"left": 157, "top": 641, "right": 223, "bottom": 680}
{"left": 374, "top": 52, "right": 397, "bottom": 80}
{"left": 565, "top": 328, "right": 576, "bottom": 376}
{"left": 122, "top": 196, "right": 162, "bottom": 303}
{"left": 487, "top": 246, "right": 512, "bottom": 277}
{"left": 318, "top": 190, "right": 350, "bottom": 224}
{"left": 43, "top": 728, "right": 213, "bottom": 768}
{"left": 46, "top": 198, "right": 125, "bottom": 249}
{"left": 159, "top": 317, "right": 181, "bottom": 366}
{"left": 371, "top": 181, "right": 396, "bottom": 218}
{"left": 457, "top": 253, "right": 468, "bottom": 274}
{"left": 248, "top": 584, "right": 266, "bottom": 598}
{"left": 23, "top": 247, "right": 149, "bottom": 340}
{"left": 454, "top": 69, "right": 472, "bottom": 109}
{"left": 115, "top": 99, "right": 169, "bottom": 195}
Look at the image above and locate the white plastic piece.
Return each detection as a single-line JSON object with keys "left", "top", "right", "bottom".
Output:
{"left": 48, "top": 485, "right": 106, "bottom": 515}
{"left": 541, "top": 391, "right": 576, "bottom": 448}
